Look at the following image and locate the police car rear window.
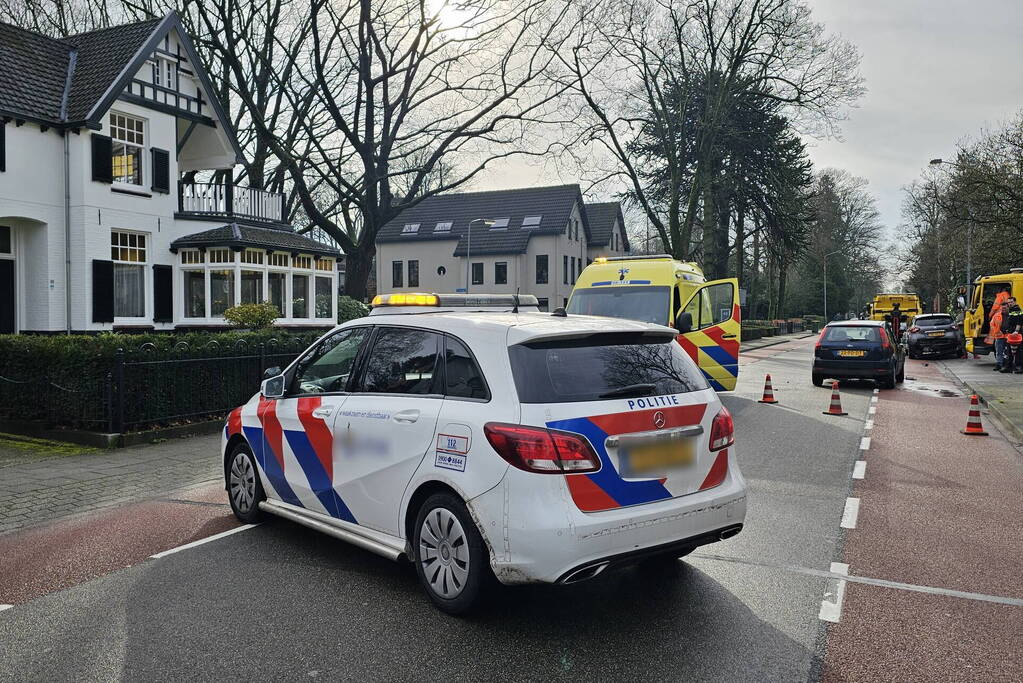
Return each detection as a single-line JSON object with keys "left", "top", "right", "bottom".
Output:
{"left": 508, "top": 333, "right": 708, "bottom": 404}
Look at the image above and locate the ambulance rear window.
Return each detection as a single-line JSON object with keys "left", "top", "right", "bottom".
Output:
{"left": 509, "top": 333, "right": 708, "bottom": 404}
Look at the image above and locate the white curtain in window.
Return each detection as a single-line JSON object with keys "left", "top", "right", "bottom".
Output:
{"left": 114, "top": 264, "right": 145, "bottom": 317}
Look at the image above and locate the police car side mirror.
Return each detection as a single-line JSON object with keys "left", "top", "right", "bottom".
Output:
{"left": 261, "top": 374, "right": 286, "bottom": 399}
{"left": 263, "top": 365, "right": 282, "bottom": 380}
{"left": 675, "top": 312, "right": 693, "bottom": 333}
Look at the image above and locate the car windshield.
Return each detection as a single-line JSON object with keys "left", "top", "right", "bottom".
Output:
{"left": 508, "top": 332, "right": 708, "bottom": 403}
{"left": 823, "top": 326, "right": 881, "bottom": 343}
{"left": 916, "top": 316, "right": 952, "bottom": 327}
{"left": 566, "top": 286, "right": 671, "bottom": 326}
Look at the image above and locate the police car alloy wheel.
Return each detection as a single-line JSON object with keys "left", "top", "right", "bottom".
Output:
{"left": 227, "top": 443, "right": 265, "bottom": 523}
{"left": 413, "top": 492, "right": 488, "bottom": 615}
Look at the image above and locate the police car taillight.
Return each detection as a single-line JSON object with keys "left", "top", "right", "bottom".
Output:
{"left": 709, "top": 407, "right": 734, "bottom": 451}
{"left": 483, "top": 423, "right": 600, "bottom": 474}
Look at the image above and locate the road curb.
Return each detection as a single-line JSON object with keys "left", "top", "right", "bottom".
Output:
{"left": 937, "top": 365, "right": 1023, "bottom": 443}
{"left": 741, "top": 332, "right": 814, "bottom": 352}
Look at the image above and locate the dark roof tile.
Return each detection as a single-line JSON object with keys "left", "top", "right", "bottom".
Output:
{"left": 584, "top": 201, "right": 628, "bottom": 249}
{"left": 0, "top": 23, "right": 72, "bottom": 122}
{"left": 171, "top": 223, "right": 341, "bottom": 257}
{"left": 377, "top": 184, "right": 588, "bottom": 256}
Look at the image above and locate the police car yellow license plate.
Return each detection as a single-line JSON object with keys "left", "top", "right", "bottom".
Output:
{"left": 621, "top": 439, "right": 695, "bottom": 476}
{"left": 838, "top": 350, "right": 866, "bottom": 357}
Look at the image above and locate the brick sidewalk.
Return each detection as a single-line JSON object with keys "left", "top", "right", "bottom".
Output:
{"left": 0, "top": 433, "right": 222, "bottom": 535}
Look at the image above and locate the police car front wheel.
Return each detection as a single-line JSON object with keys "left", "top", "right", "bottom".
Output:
{"left": 413, "top": 492, "right": 489, "bottom": 615}
{"left": 227, "top": 442, "right": 265, "bottom": 523}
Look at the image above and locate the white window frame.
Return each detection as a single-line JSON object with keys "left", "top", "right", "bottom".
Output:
{"left": 110, "top": 228, "right": 149, "bottom": 323}
{"left": 109, "top": 111, "right": 147, "bottom": 190}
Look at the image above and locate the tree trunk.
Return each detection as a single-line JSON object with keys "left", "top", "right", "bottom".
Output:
{"left": 777, "top": 253, "right": 789, "bottom": 318}
{"left": 342, "top": 244, "right": 376, "bottom": 302}
{"left": 734, "top": 204, "right": 745, "bottom": 286}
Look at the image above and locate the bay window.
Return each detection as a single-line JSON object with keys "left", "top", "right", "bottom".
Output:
{"left": 241, "top": 269, "right": 263, "bottom": 304}
{"left": 293, "top": 274, "right": 309, "bottom": 318}
{"left": 268, "top": 271, "right": 287, "bottom": 316}
{"left": 183, "top": 270, "right": 205, "bottom": 318}
{"left": 111, "top": 230, "right": 146, "bottom": 318}
{"left": 210, "top": 269, "right": 235, "bottom": 315}
{"left": 315, "top": 276, "right": 332, "bottom": 318}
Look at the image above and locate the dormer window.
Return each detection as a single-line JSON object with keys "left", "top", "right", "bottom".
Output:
{"left": 402, "top": 223, "right": 420, "bottom": 234}
{"left": 109, "top": 112, "right": 145, "bottom": 186}
{"left": 490, "top": 218, "right": 510, "bottom": 229}
{"left": 522, "top": 215, "right": 542, "bottom": 228}
{"left": 434, "top": 221, "right": 452, "bottom": 232}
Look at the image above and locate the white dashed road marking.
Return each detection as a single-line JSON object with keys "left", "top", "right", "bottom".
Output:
{"left": 864, "top": 419, "right": 874, "bottom": 430}
{"left": 0, "top": 604, "right": 12, "bottom": 612}
{"left": 819, "top": 562, "right": 850, "bottom": 623}
{"left": 853, "top": 461, "right": 866, "bottom": 479}
{"left": 870, "top": 395, "right": 878, "bottom": 404}
{"left": 868, "top": 406, "right": 876, "bottom": 415}
{"left": 150, "top": 524, "right": 258, "bottom": 559}
{"left": 859, "top": 436, "right": 871, "bottom": 451}
{"left": 841, "top": 498, "right": 860, "bottom": 529}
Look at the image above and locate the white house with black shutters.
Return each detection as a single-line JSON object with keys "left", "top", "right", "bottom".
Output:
{"left": 0, "top": 13, "right": 340, "bottom": 334}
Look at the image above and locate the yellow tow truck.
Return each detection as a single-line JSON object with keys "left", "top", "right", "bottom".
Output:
{"left": 962, "top": 268, "right": 1023, "bottom": 356}
{"left": 869, "top": 293, "right": 922, "bottom": 325}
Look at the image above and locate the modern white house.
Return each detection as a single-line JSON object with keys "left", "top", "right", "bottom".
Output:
{"left": 0, "top": 12, "right": 340, "bottom": 334}
{"left": 374, "top": 185, "right": 629, "bottom": 311}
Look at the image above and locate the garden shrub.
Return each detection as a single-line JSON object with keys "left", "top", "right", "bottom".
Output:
{"left": 224, "top": 302, "right": 280, "bottom": 329}
{"left": 338, "top": 295, "right": 370, "bottom": 323}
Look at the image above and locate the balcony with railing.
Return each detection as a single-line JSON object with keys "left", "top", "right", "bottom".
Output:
{"left": 177, "top": 181, "right": 286, "bottom": 225}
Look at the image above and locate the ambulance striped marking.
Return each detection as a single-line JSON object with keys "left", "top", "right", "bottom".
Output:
{"left": 550, "top": 403, "right": 708, "bottom": 512}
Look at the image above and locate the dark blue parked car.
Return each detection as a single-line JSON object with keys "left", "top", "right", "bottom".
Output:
{"left": 812, "top": 320, "right": 905, "bottom": 389}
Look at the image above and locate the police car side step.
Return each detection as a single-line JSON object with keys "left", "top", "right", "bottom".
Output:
{"left": 258, "top": 500, "right": 405, "bottom": 561}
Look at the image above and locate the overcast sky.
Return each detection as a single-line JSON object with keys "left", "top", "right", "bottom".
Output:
{"left": 483, "top": 0, "right": 1023, "bottom": 244}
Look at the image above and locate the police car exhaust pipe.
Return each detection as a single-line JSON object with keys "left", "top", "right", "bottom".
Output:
{"left": 258, "top": 501, "right": 404, "bottom": 561}
{"left": 718, "top": 525, "right": 742, "bottom": 541}
{"left": 561, "top": 562, "right": 610, "bottom": 584}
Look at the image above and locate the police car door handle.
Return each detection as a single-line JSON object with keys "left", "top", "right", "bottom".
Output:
{"left": 312, "top": 405, "right": 334, "bottom": 419}
{"left": 393, "top": 409, "right": 420, "bottom": 424}
{"left": 721, "top": 334, "right": 737, "bottom": 339}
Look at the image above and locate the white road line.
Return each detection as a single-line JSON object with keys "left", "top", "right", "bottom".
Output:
{"left": 695, "top": 553, "right": 1023, "bottom": 607}
{"left": 868, "top": 406, "right": 876, "bottom": 415}
{"left": 859, "top": 436, "right": 871, "bottom": 451}
{"left": 818, "top": 562, "right": 850, "bottom": 623}
{"left": 870, "top": 395, "right": 878, "bottom": 404}
{"left": 841, "top": 497, "right": 860, "bottom": 529}
{"left": 853, "top": 461, "right": 866, "bottom": 479}
{"left": 0, "top": 604, "right": 12, "bottom": 612}
{"left": 873, "top": 388, "right": 879, "bottom": 395}
{"left": 864, "top": 419, "right": 874, "bottom": 430}
{"left": 150, "top": 524, "right": 258, "bottom": 559}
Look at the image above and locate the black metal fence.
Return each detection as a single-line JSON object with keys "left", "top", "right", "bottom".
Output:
{"left": 0, "top": 338, "right": 308, "bottom": 434}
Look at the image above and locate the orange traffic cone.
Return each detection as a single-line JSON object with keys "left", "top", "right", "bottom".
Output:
{"left": 758, "top": 374, "right": 779, "bottom": 404}
{"left": 960, "top": 395, "right": 989, "bottom": 436}
{"left": 822, "top": 381, "right": 848, "bottom": 416}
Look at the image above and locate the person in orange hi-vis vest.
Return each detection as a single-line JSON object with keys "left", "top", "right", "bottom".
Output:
{"left": 988, "top": 295, "right": 1007, "bottom": 370}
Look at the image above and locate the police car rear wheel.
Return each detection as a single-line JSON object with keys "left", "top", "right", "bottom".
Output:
{"left": 414, "top": 493, "right": 488, "bottom": 615}
{"left": 227, "top": 443, "right": 265, "bottom": 523}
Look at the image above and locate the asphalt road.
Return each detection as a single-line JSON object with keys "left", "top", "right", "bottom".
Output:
{"left": 0, "top": 338, "right": 1018, "bottom": 681}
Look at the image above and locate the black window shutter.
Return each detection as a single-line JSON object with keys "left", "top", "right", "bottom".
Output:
{"left": 0, "top": 121, "right": 6, "bottom": 172}
{"left": 92, "top": 259, "right": 114, "bottom": 322}
{"left": 91, "top": 134, "right": 113, "bottom": 183}
{"left": 151, "top": 148, "right": 170, "bottom": 193}
{"left": 153, "top": 264, "right": 173, "bottom": 322}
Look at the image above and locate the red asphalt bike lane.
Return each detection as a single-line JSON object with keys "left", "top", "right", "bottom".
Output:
{"left": 0, "top": 482, "right": 238, "bottom": 605}
{"left": 822, "top": 358, "right": 1023, "bottom": 681}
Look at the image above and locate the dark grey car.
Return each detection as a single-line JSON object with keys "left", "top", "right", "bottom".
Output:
{"left": 906, "top": 314, "right": 964, "bottom": 359}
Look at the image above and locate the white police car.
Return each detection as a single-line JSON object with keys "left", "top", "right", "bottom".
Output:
{"left": 223, "top": 294, "right": 747, "bottom": 614}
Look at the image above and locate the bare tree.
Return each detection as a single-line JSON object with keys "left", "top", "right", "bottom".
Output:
{"left": 558, "top": 0, "right": 864, "bottom": 260}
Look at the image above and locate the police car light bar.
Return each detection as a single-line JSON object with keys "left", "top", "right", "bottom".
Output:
{"left": 371, "top": 293, "right": 540, "bottom": 308}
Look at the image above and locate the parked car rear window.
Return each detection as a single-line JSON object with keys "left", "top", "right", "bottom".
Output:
{"left": 508, "top": 333, "right": 708, "bottom": 404}
{"left": 916, "top": 316, "right": 953, "bottom": 327}
{"left": 823, "top": 326, "right": 881, "bottom": 343}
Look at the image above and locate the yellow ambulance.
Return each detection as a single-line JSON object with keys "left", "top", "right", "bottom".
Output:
{"left": 566, "top": 255, "right": 741, "bottom": 391}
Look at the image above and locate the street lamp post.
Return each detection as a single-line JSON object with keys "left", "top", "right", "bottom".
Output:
{"left": 823, "top": 250, "right": 841, "bottom": 321}
{"left": 466, "top": 218, "right": 493, "bottom": 293}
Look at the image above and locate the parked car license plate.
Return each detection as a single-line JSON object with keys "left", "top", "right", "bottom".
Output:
{"left": 620, "top": 438, "right": 695, "bottom": 477}
{"left": 838, "top": 350, "right": 866, "bottom": 357}
{"left": 928, "top": 331, "right": 945, "bottom": 337}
